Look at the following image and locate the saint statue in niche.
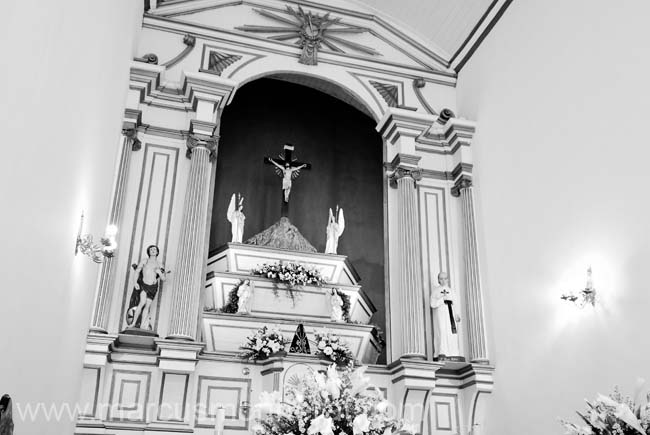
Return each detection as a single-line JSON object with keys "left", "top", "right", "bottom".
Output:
{"left": 236, "top": 279, "right": 252, "bottom": 314}
{"left": 329, "top": 288, "right": 344, "bottom": 322}
{"left": 227, "top": 193, "right": 245, "bottom": 243}
{"left": 126, "top": 245, "right": 170, "bottom": 330}
{"left": 430, "top": 272, "right": 462, "bottom": 360}
{"left": 325, "top": 206, "right": 345, "bottom": 254}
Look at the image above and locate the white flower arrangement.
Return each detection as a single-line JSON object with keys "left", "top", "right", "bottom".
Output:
{"left": 240, "top": 326, "right": 288, "bottom": 361}
{"left": 314, "top": 330, "right": 354, "bottom": 368}
{"left": 254, "top": 364, "right": 411, "bottom": 435}
{"left": 252, "top": 261, "right": 326, "bottom": 301}
{"left": 561, "top": 381, "right": 650, "bottom": 435}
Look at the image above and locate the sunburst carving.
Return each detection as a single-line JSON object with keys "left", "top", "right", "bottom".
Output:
{"left": 236, "top": 6, "right": 379, "bottom": 65}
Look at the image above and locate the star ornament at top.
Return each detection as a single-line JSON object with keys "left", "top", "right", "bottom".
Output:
{"left": 236, "top": 6, "right": 379, "bottom": 65}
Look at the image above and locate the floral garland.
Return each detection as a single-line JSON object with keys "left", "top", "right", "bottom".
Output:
{"left": 219, "top": 280, "right": 245, "bottom": 314}
{"left": 254, "top": 364, "right": 412, "bottom": 435}
{"left": 315, "top": 330, "right": 354, "bottom": 368}
{"left": 240, "top": 326, "right": 288, "bottom": 361}
{"left": 561, "top": 383, "right": 650, "bottom": 435}
{"left": 333, "top": 288, "right": 351, "bottom": 322}
{"left": 252, "top": 261, "right": 326, "bottom": 301}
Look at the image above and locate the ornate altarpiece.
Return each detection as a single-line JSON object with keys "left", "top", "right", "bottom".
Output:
{"left": 78, "top": 2, "right": 494, "bottom": 435}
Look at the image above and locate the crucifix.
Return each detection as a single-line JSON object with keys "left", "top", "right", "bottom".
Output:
{"left": 264, "top": 144, "right": 312, "bottom": 217}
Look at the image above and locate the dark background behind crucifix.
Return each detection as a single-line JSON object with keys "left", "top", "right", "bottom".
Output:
{"left": 209, "top": 78, "right": 385, "bottom": 359}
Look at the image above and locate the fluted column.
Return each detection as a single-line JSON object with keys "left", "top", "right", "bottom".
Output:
{"left": 89, "top": 116, "right": 141, "bottom": 333}
{"left": 452, "top": 177, "right": 489, "bottom": 363}
{"left": 388, "top": 163, "right": 426, "bottom": 359}
{"left": 167, "top": 134, "right": 217, "bottom": 340}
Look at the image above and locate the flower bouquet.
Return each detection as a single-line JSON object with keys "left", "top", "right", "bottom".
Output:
{"left": 315, "top": 330, "right": 354, "bottom": 368}
{"left": 561, "top": 382, "right": 650, "bottom": 435}
{"left": 254, "top": 364, "right": 411, "bottom": 435}
{"left": 252, "top": 261, "right": 326, "bottom": 301}
{"left": 240, "top": 326, "right": 288, "bottom": 361}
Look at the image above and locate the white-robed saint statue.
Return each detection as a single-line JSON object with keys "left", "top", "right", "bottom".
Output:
{"left": 227, "top": 193, "right": 245, "bottom": 243}
{"left": 325, "top": 206, "right": 345, "bottom": 254}
{"left": 430, "top": 272, "right": 461, "bottom": 359}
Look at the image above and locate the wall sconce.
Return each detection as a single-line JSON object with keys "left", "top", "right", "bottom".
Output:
{"left": 75, "top": 212, "right": 118, "bottom": 263}
{"left": 560, "top": 267, "right": 597, "bottom": 307}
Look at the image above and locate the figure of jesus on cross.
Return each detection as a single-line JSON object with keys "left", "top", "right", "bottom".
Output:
{"left": 265, "top": 144, "right": 311, "bottom": 216}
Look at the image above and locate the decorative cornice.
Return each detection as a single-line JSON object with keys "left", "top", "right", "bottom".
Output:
{"left": 124, "top": 108, "right": 142, "bottom": 126}
{"left": 129, "top": 62, "right": 165, "bottom": 103}
{"left": 182, "top": 71, "right": 238, "bottom": 111}
{"left": 190, "top": 118, "right": 218, "bottom": 137}
{"left": 390, "top": 153, "right": 421, "bottom": 169}
{"left": 376, "top": 108, "right": 435, "bottom": 144}
{"left": 186, "top": 133, "right": 219, "bottom": 159}
{"left": 451, "top": 162, "right": 473, "bottom": 180}
{"left": 451, "top": 175, "right": 473, "bottom": 197}
{"left": 141, "top": 16, "right": 457, "bottom": 85}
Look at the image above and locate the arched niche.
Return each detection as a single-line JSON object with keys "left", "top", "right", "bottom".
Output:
{"left": 209, "top": 75, "right": 386, "bottom": 357}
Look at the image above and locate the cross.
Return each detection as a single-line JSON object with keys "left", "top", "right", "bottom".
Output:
{"left": 264, "top": 144, "right": 312, "bottom": 217}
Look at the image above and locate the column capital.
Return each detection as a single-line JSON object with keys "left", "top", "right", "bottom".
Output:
{"left": 386, "top": 153, "right": 422, "bottom": 188}
{"left": 122, "top": 108, "right": 143, "bottom": 151}
{"left": 186, "top": 133, "right": 218, "bottom": 160}
{"left": 451, "top": 175, "right": 473, "bottom": 197}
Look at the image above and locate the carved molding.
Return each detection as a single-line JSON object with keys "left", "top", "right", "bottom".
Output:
{"left": 134, "top": 34, "right": 196, "bottom": 70}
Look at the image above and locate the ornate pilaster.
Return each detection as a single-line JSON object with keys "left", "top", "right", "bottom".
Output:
{"left": 89, "top": 111, "right": 142, "bottom": 333}
{"left": 166, "top": 72, "right": 235, "bottom": 341}
{"left": 166, "top": 133, "right": 217, "bottom": 340}
{"left": 452, "top": 176, "right": 489, "bottom": 363}
{"left": 387, "top": 155, "right": 426, "bottom": 359}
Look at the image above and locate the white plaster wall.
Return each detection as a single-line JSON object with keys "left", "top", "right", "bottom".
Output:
{"left": 456, "top": 1, "right": 650, "bottom": 434}
{"left": 0, "top": 1, "right": 142, "bottom": 433}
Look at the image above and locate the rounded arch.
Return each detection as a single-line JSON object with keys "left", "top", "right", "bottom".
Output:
{"left": 227, "top": 65, "right": 384, "bottom": 123}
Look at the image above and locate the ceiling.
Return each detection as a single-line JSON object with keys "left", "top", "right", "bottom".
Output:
{"left": 351, "top": 0, "right": 508, "bottom": 67}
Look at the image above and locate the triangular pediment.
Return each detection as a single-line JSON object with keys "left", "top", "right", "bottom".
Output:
{"left": 148, "top": 0, "right": 453, "bottom": 73}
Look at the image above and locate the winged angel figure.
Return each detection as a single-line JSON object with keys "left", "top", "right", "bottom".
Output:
{"left": 227, "top": 193, "right": 245, "bottom": 243}
{"left": 325, "top": 206, "right": 345, "bottom": 254}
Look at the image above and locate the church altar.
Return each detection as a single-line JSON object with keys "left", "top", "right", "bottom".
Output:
{"left": 75, "top": 1, "right": 497, "bottom": 433}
